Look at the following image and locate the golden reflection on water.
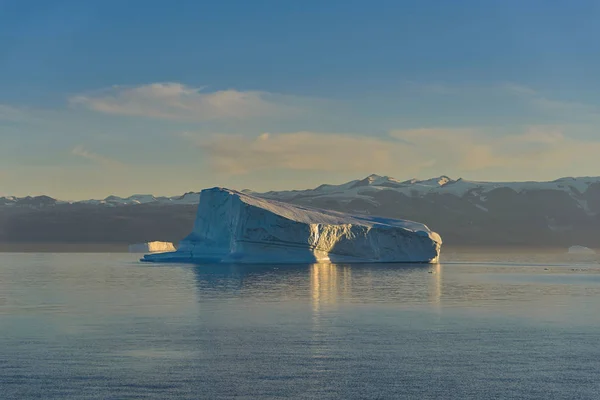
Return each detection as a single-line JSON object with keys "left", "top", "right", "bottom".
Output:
{"left": 308, "top": 263, "right": 443, "bottom": 361}
{"left": 309, "top": 264, "right": 344, "bottom": 362}
{"left": 310, "top": 263, "right": 443, "bottom": 311}
{"left": 310, "top": 264, "right": 340, "bottom": 314}
{"left": 430, "top": 263, "right": 442, "bottom": 307}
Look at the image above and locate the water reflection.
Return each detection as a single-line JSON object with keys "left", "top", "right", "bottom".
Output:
{"left": 5, "top": 254, "right": 600, "bottom": 399}
{"left": 190, "top": 262, "right": 440, "bottom": 307}
{"left": 191, "top": 263, "right": 311, "bottom": 300}
{"left": 310, "top": 264, "right": 342, "bottom": 311}
{"left": 430, "top": 263, "right": 442, "bottom": 307}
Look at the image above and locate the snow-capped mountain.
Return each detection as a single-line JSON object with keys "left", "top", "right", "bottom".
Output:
{"left": 251, "top": 174, "right": 600, "bottom": 248}
{"left": 254, "top": 174, "right": 600, "bottom": 217}
{"left": 0, "top": 195, "right": 59, "bottom": 208}
{"left": 3, "top": 174, "right": 599, "bottom": 212}
{"left": 2, "top": 174, "right": 600, "bottom": 248}
{"left": 0, "top": 192, "right": 201, "bottom": 208}
{"left": 78, "top": 192, "right": 201, "bottom": 206}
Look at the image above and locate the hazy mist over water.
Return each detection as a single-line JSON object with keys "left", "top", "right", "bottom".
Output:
{"left": 1, "top": 251, "right": 600, "bottom": 399}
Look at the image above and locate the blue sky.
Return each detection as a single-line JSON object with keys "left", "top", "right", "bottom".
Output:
{"left": 2, "top": 0, "right": 600, "bottom": 199}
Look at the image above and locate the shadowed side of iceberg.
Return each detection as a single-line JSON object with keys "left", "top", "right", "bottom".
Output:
{"left": 142, "top": 187, "right": 442, "bottom": 264}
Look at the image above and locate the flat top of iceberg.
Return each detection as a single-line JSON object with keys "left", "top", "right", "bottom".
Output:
{"left": 209, "top": 187, "right": 433, "bottom": 233}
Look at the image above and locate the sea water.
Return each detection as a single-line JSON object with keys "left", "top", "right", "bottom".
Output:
{"left": 1, "top": 251, "right": 599, "bottom": 399}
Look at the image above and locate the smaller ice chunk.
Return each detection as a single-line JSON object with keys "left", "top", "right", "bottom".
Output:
{"left": 567, "top": 245, "right": 595, "bottom": 255}
{"left": 129, "top": 241, "right": 176, "bottom": 253}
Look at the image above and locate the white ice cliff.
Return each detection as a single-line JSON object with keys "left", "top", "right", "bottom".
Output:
{"left": 142, "top": 188, "right": 442, "bottom": 264}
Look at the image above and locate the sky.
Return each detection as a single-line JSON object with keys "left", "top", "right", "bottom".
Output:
{"left": 2, "top": 0, "right": 600, "bottom": 199}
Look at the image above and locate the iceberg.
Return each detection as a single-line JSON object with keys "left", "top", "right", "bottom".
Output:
{"left": 142, "top": 188, "right": 442, "bottom": 264}
{"left": 129, "top": 241, "right": 176, "bottom": 253}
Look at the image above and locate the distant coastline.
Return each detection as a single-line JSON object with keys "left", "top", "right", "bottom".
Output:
{"left": 0, "top": 243, "right": 129, "bottom": 253}
{"left": 0, "top": 243, "right": 592, "bottom": 254}
{"left": 2, "top": 175, "right": 599, "bottom": 251}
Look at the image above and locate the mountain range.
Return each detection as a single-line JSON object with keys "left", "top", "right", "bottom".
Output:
{"left": 1, "top": 175, "right": 599, "bottom": 250}
{"left": 0, "top": 192, "right": 201, "bottom": 208}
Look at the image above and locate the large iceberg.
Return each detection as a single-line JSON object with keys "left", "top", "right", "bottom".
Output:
{"left": 142, "top": 188, "right": 442, "bottom": 264}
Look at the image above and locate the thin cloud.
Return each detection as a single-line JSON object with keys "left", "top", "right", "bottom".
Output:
{"left": 426, "top": 126, "right": 587, "bottom": 176}
{"left": 71, "top": 145, "right": 124, "bottom": 168}
{"left": 193, "top": 131, "right": 420, "bottom": 175}
{"left": 391, "top": 126, "right": 600, "bottom": 172}
{"left": 69, "top": 82, "right": 304, "bottom": 122}
{"left": 0, "top": 104, "right": 29, "bottom": 122}
{"left": 408, "top": 81, "right": 600, "bottom": 121}
{"left": 502, "top": 83, "right": 539, "bottom": 96}
{"left": 503, "top": 83, "right": 600, "bottom": 118}
{"left": 183, "top": 127, "right": 600, "bottom": 180}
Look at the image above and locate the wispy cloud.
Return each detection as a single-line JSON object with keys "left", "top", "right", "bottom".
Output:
{"left": 503, "top": 83, "right": 600, "bottom": 118}
{"left": 69, "top": 83, "right": 304, "bottom": 122}
{"left": 187, "top": 131, "right": 430, "bottom": 175}
{"left": 403, "top": 81, "right": 463, "bottom": 95}
{"left": 0, "top": 104, "right": 30, "bottom": 122}
{"left": 71, "top": 145, "right": 124, "bottom": 168}
{"left": 407, "top": 81, "right": 600, "bottom": 122}
{"left": 388, "top": 126, "right": 582, "bottom": 171}
{"left": 182, "top": 127, "right": 600, "bottom": 180}
{"left": 502, "top": 83, "right": 539, "bottom": 97}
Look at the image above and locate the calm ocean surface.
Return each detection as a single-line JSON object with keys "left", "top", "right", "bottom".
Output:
{"left": 1, "top": 250, "right": 600, "bottom": 399}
